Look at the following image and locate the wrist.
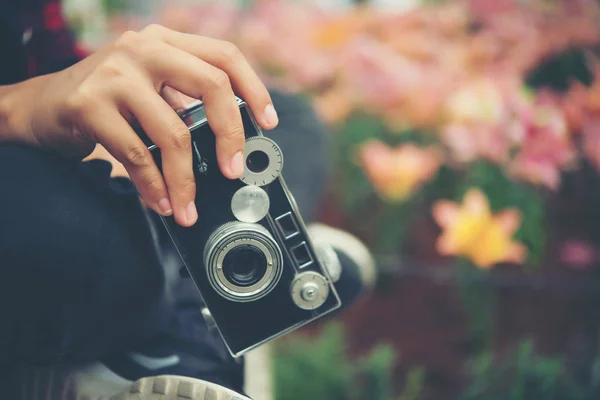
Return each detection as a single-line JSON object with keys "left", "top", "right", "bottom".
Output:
{"left": 0, "top": 75, "right": 49, "bottom": 146}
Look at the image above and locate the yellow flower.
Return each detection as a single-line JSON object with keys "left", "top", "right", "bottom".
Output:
{"left": 432, "top": 188, "right": 527, "bottom": 268}
{"left": 313, "top": 87, "right": 356, "bottom": 125}
{"left": 359, "top": 141, "right": 441, "bottom": 202}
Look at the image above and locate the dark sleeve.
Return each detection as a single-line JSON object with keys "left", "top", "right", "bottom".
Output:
{"left": 0, "top": 0, "right": 89, "bottom": 84}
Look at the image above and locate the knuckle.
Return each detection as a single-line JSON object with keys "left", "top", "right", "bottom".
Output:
{"left": 113, "top": 30, "right": 142, "bottom": 53}
{"left": 223, "top": 124, "right": 245, "bottom": 140}
{"left": 167, "top": 123, "right": 192, "bottom": 151}
{"left": 141, "top": 24, "right": 167, "bottom": 36}
{"left": 218, "top": 41, "right": 242, "bottom": 64}
{"left": 208, "top": 71, "right": 231, "bottom": 91}
{"left": 97, "top": 57, "right": 126, "bottom": 80}
{"left": 65, "top": 86, "right": 98, "bottom": 118}
{"left": 178, "top": 176, "right": 197, "bottom": 196}
{"left": 125, "top": 145, "right": 152, "bottom": 167}
{"left": 140, "top": 173, "right": 164, "bottom": 194}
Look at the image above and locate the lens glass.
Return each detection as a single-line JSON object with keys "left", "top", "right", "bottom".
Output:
{"left": 222, "top": 244, "right": 268, "bottom": 287}
{"left": 246, "top": 150, "right": 269, "bottom": 173}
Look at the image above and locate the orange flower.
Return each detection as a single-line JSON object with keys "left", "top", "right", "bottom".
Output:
{"left": 432, "top": 188, "right": 527, "bottom": 268}
{"left": 311, "top": 9, "right": 370, "bottom": 50}
{"left": 313, "top": 87, "right": 356, "bottom": 125}
{"left": 359, "top": 141, "right": 441, "bottom": 202}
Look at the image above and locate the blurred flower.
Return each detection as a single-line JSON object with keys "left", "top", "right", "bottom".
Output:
{"left": 582, "top": 118, "right": 600, "bottom": 170}
{"left": 358, "top": 141, "right": 441, "bottom": 202}
{"left": 468, "top": 0, "right": 518, "bottom": 17}
{"left": 235, "top": 0, "right": 337, "bottom": 90}
{"left": 440, "top": 79, "right": 526, "bottom": 164}
{"left": 588, "top": 78, "right": 600, "bottom": 114}
{"left": 560, "top": 81, "right": 589, "bottom": 133}
{"left": 441, "top": 123, "right": 510, "bottom": 164}
{"left": 559, "top": 240, "right": 597, "bottom": 270}
{"left": 509, "top": 102, "right": 576, "bottom": 190}
{"left": 341, "top": 38, "right": 422, "bottom": 109}
{"left": 432, "top": 188, "right": 527, "bottom": 268}
{"left": 310, "top": 8, "right": 368, "bottom": 50}
{"left": 443, "top": 78, "right": 506, "bottom": 125}
{"left": 312, "top": 86, "right": 356, "bottom": 125}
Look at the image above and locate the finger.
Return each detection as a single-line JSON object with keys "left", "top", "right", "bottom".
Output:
{"left": 142, "top": 24, "right": 279, "bottom": 130}
{"left": 116, "top": 79, "right": 198, "bottom": 228}
{"left": 161, "top": 86, "right": 197, "bottom": 111}
{"left": 79, "top": 105, "right": 173, "bottom": 217}
{"left": 137, "top": 42, "right": 245, "bottom": 180}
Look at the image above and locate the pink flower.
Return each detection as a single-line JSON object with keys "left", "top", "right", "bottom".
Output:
{"left": 468, "top": 0, "right": 519, "bottom": 18}
{"left": 234, "top": 0, "right": 337, "bottom": 90}
{"left": 582, "top": 118, "right": 600, "bottom": 170}
{"left": 340, "top": 37, "right": 457, "bottom": 128}
{"left": 560, "top": 240, "right": 597, "bottom": 270}
{"left": 340, "top": 38, "right": 423, "bottom": 109}
{"left": 151, "top": 1, "right": 242, "bottom": 39}
{"left": 441, "top": 123, "right": 510, "bottom": 164}
{"left": 509, "top": 103, "right": 577, "bottom": 190}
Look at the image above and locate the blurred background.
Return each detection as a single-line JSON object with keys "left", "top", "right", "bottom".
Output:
{"left": 63, "top": 0, "right": 600, "bottom": 399}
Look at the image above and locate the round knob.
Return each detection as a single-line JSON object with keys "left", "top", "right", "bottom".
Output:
{"left": 301, "top": 282, "right": 320, "bottom": 301}
{"left": 290, "top": 271, "right": 330, "bottom": 310}
{"left": 231, "top": 185, "right": 270, "bottom": 223}
{"left": 240, "top": 136, "right": 284, "bottom": 186}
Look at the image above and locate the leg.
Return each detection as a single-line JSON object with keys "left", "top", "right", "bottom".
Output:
{"left": 0, "top": 145, "right": 169, "bottom": 370}
{"left": 0, "top": 146, "right": 250, "bottom": 400}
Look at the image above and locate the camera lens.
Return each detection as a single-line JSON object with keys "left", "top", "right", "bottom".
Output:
{"left": 204, "top": 221, "right": 283, "bottom": 302}
{"left": 246, "top": 150, "right": 269, "bottom": 173}
{"left": 222, "top": 245, "right": 268, "bottom": 287}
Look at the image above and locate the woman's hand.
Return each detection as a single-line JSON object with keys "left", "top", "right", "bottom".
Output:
{"left": 3, "top": 24, "right": 278, "bottom": 227}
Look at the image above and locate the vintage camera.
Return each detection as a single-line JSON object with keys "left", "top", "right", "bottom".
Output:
{"left": 140, "top": 98, "right": 342, "bottom": 357}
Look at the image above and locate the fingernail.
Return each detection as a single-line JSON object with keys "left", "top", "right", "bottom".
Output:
{"left": 186, "top": 201, "right": 198, "bottom": 225}
{"left": 263, "top": 104, "right": 279, "bottom": 127}
{"left": 230, "top": 151, "right": 244, "bottom": 177}
{"left": 158, "top": 198, "right": 173, "bottom": 216}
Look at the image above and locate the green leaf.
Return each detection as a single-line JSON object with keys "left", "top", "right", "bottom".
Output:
{"left": 398, "top": 367, "right": 426, "bottom": 400}
{"left": 274, "top": 323, "right": 398, "bottom": 400}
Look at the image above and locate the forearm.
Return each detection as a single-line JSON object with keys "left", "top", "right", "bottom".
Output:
{"left": 0, "top": 76, "right": 48, "bottom": 146}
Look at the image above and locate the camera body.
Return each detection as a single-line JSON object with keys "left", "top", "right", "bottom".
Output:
{"left": 140, "top": 98, "right": 341, "bottom": 357}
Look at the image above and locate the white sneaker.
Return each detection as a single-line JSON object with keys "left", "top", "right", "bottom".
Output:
{"left": 6, "top": 362, "right": 250, "bottom": 400}
{"left": 307, "top": 223, "right": 377, "bottom": 292}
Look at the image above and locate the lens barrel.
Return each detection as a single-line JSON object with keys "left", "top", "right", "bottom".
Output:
{"left": 204, "top": 221, "right": 283, "bottom": 302}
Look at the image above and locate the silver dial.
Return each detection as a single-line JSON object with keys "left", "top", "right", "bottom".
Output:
{"left": 241, "top": 136, "right": 284, "bottom": 186}
{"left": 290, "top": 271, "right": 330, "bottom": 310}
{"left": 231, "top": 186, "right": 270, "bottom": 223}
